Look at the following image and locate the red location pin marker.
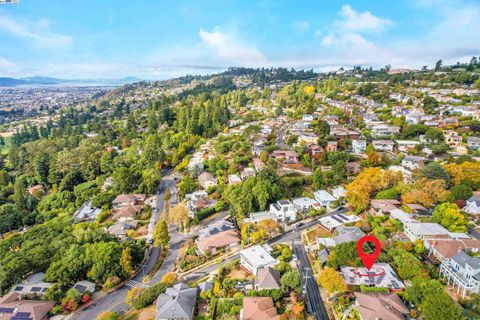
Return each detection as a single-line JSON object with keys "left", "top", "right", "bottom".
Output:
{"left": 357, "top": 235, "right": 381, "bottom": 270}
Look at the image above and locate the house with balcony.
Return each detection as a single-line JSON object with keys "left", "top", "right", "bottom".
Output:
{"left": 396, "top": 140, "right": 420, "bottom": 153}
{"left": 372, "top": 140, "right": 394, "bottom": 152}
{"left": 371, "top": 125, "right": 400, "bottom": 137}
{"left": 270, "top": 150, "right": 299, "bottom": 164}
{"left": 401, "top": 155, "right": 425, "bottom": 170}
{"left": 313, "top": 190, "right": 336, "bottom": 208}
{"left": 440, "top": 251, "right": 480, "bottom": 298}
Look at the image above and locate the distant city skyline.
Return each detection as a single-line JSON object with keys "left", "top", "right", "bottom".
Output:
{"left": 0, "top": 0, "right": 479, "bottom": 79}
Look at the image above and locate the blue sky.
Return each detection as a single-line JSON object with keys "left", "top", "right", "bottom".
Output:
{"left": 0, "top": 0, "right": 479, "bottom": 79}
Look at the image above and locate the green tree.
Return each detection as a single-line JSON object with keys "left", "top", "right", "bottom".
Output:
{"left": 435, "top": 59, "right": 443, "bottom": 71}
{"left": 34, "top": 152, "right": 50, "bottom": 186}
{"left": 0, "top": 204, "right": 22, "bottom": 234}
{"left": 419, "top": 162, "right": 450, "bottom": 184}
{"left": 432, "top": 203, "right": 468, "bottom": 232}
{"left": 313, "top": 167, "right": 323, "bottom": 190}
{"left": 280, "top": 270, "right": 302, "bottom": 293}
{"left": 154, "top": 220, "right": 170, "bottom": 247}
{"left": 120, "top": 247, "right": 134, "bottom": 276}
{"left": 450, "top": 184, "right": 472, "bottom": 201}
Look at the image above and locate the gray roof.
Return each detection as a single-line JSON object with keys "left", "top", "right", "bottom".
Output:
{"left": 333, "top": 227, "right": 365, "bottom": 245}
{"left": 318, "top": 249, "right": 329, "bottom": 264}
{"left": 255, "top": 267, "right": 280, "bottom": 290}
{"left": 451, "top": 251, "right": 480, "bottom": 270}
{"left": 156, "top": 283, "right": 198, "bottom": 320}
{"left": 467, "top": 196, "right": 480, "bottom": 206}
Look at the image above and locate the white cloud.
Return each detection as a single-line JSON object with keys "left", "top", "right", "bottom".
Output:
{"left": 199, "top": 27, "right": 266, "bottom": 66}
{"left": 336, "top": 4, "right": 391, "bottom": 32}
{"left": 0, "top": 15, "right": 73, "bottom": 49}
{"left": 292, "top": 20, "right": 310, "bottom": 33}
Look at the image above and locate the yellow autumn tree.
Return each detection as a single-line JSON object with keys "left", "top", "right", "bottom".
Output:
{"left": 169, "top": 203, "right": 190, "bottom": 231}
{"left": 444, "top": 162, "right": 480, "bottom": 187}
{"left": 318, "top": 267, "right": 346, "bottom": 295}
{"left": 345, "top": 167, "right": 401, "bottom": 211}
{"left": 161, "top": 272, "right": 177, "bottom": 285}
{"left": 402, "top": 178, "right": 449, "bottom": 208}
{"left": 303, "top": 85, "right": 315, "bottom": 95}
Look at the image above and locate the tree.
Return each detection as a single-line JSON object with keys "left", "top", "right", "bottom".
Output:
{"left": 327, "top": 241, "right": 362, "bottom": 269}
{"left": 450, "top": 184, "right": 472, "bottom": 201}
{"left": 317, "top": 267, "right": 346, "bottom": 295}
{"left": 154, "top": 220, "right": 170, "bottom": 247}
{"left": 280, "top": 270, "right": 302, "bottom": 294}
{"left": 120, "top": 247, "right": 134, "bottom": 276}
{"left": 312, "top": 167, "right": 323, "bottom": 191}
{"left": 402, "top": 178, "right": 449, "bottom": 208}
{"left": 422, "top": 294, "right": 464, "bottom": 320}
{"left": 169, "top": 203, "right": 189, "bottom": 232}
{"left": 161, "top": 272, "right": 177, "bottom": 285}
{"left": 432, "top": 202, "right": 468, "bottom": 232}
{"left": 34, "top": 152, "right": 50, "bottom": 186}
{"left": 96, "top": 311, "right": 121, "bottom": 320}
{"left": 435, "top": 59, "right": 443, "bottom": 71}
{"left": 125, "top": 287, "right": 143, "bottom": 307}
{"left": 419, "top": 162, "right": 450, "bottom": 184}
{"left": 0, "top": 204, "right": 22, "bottom": 234}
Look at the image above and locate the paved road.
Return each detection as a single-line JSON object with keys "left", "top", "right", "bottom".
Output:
{"left": 70, "top": 171, "right": 177, "bottom": 320}
{"left": 295, "top": 244, "right": 329, "bottom": 320}
{"left": 469, "top": 227, "right": 480, "bottom": 240}
{"left": 276, "top": 125, "right": 288, "bottom": 149}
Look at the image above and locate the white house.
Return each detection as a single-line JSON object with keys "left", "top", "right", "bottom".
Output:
{"left": 240, "top": 245, "right": 278, "bottom": 275}
{"left": 269, "top": 200, "right": 297, "bottom": 222}
{"left": 228, "top": 174, "right": 242, "bottom": 185}
{"left": 198, "top": 172, "right": 218, "bottom": 190}
{"left": 464, "top": 196, "right": 480, "bottom": 214}
{"left": 319, "top": 213, "right": 360, "bottom": 231}
{"left": 331, "top": 186, "right": 346, "bottom": 200}
{"left": 352, "top": 139, "right": 366, "bottom": 154}
{"left": 403, "top": 222, "right": 450, "bottom": 242}
{"left": 396, "top": 140, "right": 420, "bottom": 153}
{"left": 292, "top": 197, "right": 320, "bottom": 212}
{"left": 371, "top": 125, "right": 400, "bottom": 137}
{"left": 440, "top": 251, "right": 480, "bottom": 298}
{"left": 372, "top": 140, "right": 395, "bottom": 152}
{"left": 314, "top": 190, "right": 336, "bottom": 208}
{"left": 401, "top": 156, "right": 425, "bottom": 170}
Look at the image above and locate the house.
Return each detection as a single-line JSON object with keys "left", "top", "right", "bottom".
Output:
{"left": 252, "top": 158, "right": 266, "bottom": 172}
{"left": 297, "top": 132, "right": 318, "bottom": 145}
{"left": 317, "top": 226, "right": 365, "bottom": 248}
{"left": 405, "top": 203, "right": 430, "bottom": 216}
{"left": 0, "top": 292, "right": 55, "bottom": 320}
{"left": 464, "top": 196, "right": 480, "bottom": 214}
{"left": 369, "top": 199, "right": 401, "bottom": 216}
{"left": 401, "top": 155, "right": 425, "bottom": 170}
{"left": 440, "top": 251, "right": 480, "bottom": 297}
{"left": 325, "top": 141, "right": 338, "bottom": 152}
{"left": 352, "top": 139, "right": 366, "bottom": 154}
{"left": 346, "top": 162, "right": 361, "bottom": 175}
{"left": 403, "top": 222, "right": 450, "bottom": 242}
{"left": 188, "top": 151, "right": 205, "bottom": 174}
{"left": 198, "top": 172, "right": 218, "bottom": 190}
{"left": 27, "top": 184, "right": 44, "bottom": 196}
{"left": 270, "top": 150, "right": 299, "bottom": 164}
{"left": 73, "top": 280, "right": 96, "bottom": 294}
{"left": 108, "top": 220, "right": 138, "bottom": 240}
{"left": 240, "top": 245, "right": 278, "bottom": 275}
{"left": 341, "top": 263, "right": 405, "bottom": 291}
{"left": 112, "top": 194, "right": 146, "bottom": 208}
{"left": 354, "top": 292, "right": 409, "bottom": 320}
{"left": 228, "top": 174, "right": 242, "bottom": 185}
{"left": 197, "top": 220, "right": 236, "bottom": 240}
{"left": 467, "top": 136, "right": 480, "bottom": 151}
{"left": 10, "top": 273, "right": 53, "bottom": 296}
{"left": 196, "top": 229, "right": 240, "bottom": 256}
{"left": 241, "top": 167, "right": 256, "bottom": 180}
{"left": 396, "top": 140, "right": 420, "bottom": 153}
{"left": 444, "top": 130, "right": 462, "bottom": 147}
{"left": 185, "top": 190, "right": 216, "bottom": 218}
{"left": 388, "top": 165, "right": 414, "bottom": 183}
{"left": 156, "top": 283, "right": 198, "bottom": 320}
{"left": 101, "top": 176, "right": 113, "bottom": 190}
{"left": 269, "top": 200, "right": 297, "bottom": 222}
{"left": 426, "top": 239, "right": 480, "bottom": 262}
{"left": 313, "top": 190, "right": 336, "bottom": 208}
{"left": 255, "top": 267, "right": 281, "bottom": 290}
{"left": 292, "top": 197, "right": 320, "bottom": 212}
{"left": 371, "top": 125, "right": 400, "bottom": 137}
{"left": 331, "top": 186, "right": 346, "bottom": 200}
{"left": 372, "top": 140, "right": 394, "bottom": 152}
{"left": 389, "top": 209, "right": 417, "bottom": 224}
{"left": 73, "top": 200, "right": 102, "bottom": 223}
{"left": 244, "top": 211, "right": 278, "bottom": 224}
{"left": 112, "top": 205, "right": 142, "bottom": 221}
{"left": 240, "top": 297, "right": 279, "bottom": 320}
{"left": 319, "top": 213, "right": 360, "bottom": 231}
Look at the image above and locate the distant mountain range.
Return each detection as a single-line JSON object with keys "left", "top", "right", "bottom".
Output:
{"left": 0, "top": 76, "right": 142, "bottom": 87}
